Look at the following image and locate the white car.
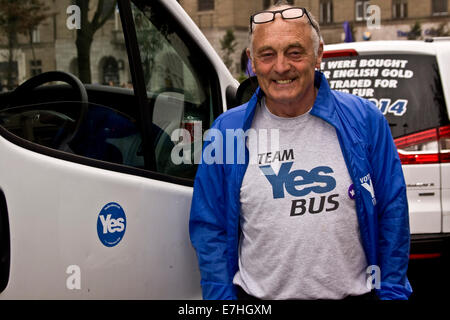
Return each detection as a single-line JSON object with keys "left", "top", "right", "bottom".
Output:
{"left": 0, "top": 0, "right": 237, "bottom": 299}
{"left": 321, "top": 40, "right": 450, "bottom": 266}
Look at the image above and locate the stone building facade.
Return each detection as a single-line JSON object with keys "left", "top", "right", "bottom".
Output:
{"left": 0, "top": 0, "right": 131, "bottom": 89}
{"left": 1, "top": 0, "right": 448, "bottom": 84}
{"left": 179, "top": 0, "right": 450, "bottom": 77}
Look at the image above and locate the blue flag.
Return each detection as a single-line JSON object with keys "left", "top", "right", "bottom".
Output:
{"left": 343, "top": 21, "right": 354, "bottom": 42}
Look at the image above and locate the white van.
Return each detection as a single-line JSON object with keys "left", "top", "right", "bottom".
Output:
{"left": 1, "top": 0, "right": 447, "bottom": 299}
{"left": 321, "top": 40, "right": 450, "bottom": 267}
{"left": 0, "top": 0, "right": 237, "bottom": 299}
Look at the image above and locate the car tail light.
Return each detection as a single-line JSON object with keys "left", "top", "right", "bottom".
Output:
{"left": 394, "top": 125, "right": 450, "bottom": 165}
{"left": 322, "top": 49, "right": 358, "bottom": 58}
{"left": 409, "top": 253, "right": 442, "bottom": 260}
{"left": 439, "top": 125, "right": 450, "bottom": 163}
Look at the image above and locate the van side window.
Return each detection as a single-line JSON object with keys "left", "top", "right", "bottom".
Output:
{"left": 0, "top": 1, "right": 145, "bottom": 169}
{"left": 132, "top": 1, "right": 221, "bottom": 179}
{"left": 0, "top": 100, "right": 144, "bottom": 169}
{"left": 322, "top": 54, "right": 449, "bottom": 139}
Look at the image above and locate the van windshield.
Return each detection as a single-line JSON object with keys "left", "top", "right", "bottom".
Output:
{"left": 322, "top": 54, "right": 449, "bottom": 138}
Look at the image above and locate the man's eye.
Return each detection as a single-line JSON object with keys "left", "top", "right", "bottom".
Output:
{"left": 289, "top": 51, "right": 302, "bottom": 57}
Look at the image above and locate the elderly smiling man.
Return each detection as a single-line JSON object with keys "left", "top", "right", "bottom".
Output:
{"left": 189, "top": 1, "right": 412, "bottom": 300}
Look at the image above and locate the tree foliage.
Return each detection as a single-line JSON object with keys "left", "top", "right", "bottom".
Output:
{"left": 427, "top": 22, "right": 450, "bottom": 37}
{"left": 220, "top": 29, "right": 237, "bottom": 71}
{"left": 0, "top": 0, "right": 48, "bottom": 35}
{"left": 408, "top": 21, "right": 422, "bottom": 40}
{"left": 0, "top": 0, "right": 49, "bottom": 88}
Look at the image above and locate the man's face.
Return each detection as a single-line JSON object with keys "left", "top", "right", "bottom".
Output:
{"left": 249, "top": 14, "right": 323, "bottom": 111}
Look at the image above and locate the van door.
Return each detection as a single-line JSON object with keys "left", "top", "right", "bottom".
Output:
{"left": 0, "top": 0, "right": 226, "bottom": 298}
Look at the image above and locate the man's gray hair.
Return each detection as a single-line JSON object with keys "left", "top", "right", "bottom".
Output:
{"left": 248, "top": 0, "right": 322, "bottom": 58}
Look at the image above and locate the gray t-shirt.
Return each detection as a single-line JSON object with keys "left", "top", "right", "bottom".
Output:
{"left": 232, "top": 98, "right": 370, "bottom": 300}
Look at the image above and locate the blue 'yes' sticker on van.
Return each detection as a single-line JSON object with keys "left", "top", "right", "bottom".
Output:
{"left": 97, "top": 202, "right": 126, "bottom": 247}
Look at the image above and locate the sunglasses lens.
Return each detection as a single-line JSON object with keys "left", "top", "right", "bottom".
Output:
{"left": 282, "top": 8, "right": 305, "bottom": 19}
{"left": 253, "top": 12, "right": 274, "bottom": 23}
{"left": 250, "top": 8, "right": 315, "bottom": 34}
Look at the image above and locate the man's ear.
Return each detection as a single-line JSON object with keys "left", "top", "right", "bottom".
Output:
{"left": 315, "top": 42, "right": 324, "bottom": 69}
{"left": 246, "top": 48, "right": 256, "bottom": 73}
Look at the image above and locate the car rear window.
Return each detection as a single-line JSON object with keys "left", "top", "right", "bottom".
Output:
{"left": 322, "top": 53, "right": 449, "bottom": 138}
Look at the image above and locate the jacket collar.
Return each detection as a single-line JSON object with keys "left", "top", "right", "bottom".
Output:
{"left": 242, "top": 71, "right": 336, "bottom": 131}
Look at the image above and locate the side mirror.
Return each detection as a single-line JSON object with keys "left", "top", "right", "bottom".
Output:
{"left": 233, "top": 76, "right": 259, "bottom": 108}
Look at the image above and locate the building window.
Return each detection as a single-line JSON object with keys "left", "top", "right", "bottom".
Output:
{"left": 198, "top": 0, "right": 214, "bottom": 11}
{"left": 320, "top": 0, "right": 333, "bottom": 24}
{"left": 392, "top": 0, "right": 407, "bottom": 19}
{"left": 32, "top": 28, "right": 40, "bottom": 43}
{"left": 30, "top": 60, "right": 42, "bottom": 76}
{"left": 101, "top": 56, "right": 119, "bottom": 86}
{"left": 355, "top": 0, "right": 370, "bottom": 21}
{"left": 432, "top": 0, "right": 448, "bottom": 15}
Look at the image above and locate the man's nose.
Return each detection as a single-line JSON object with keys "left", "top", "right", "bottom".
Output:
{"left": 273, "top": 55, "right": 291, "bottom": 74}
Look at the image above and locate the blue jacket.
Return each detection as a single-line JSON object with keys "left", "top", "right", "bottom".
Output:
{"left": 189, "top": 71, "right": 412, "bottom": 300}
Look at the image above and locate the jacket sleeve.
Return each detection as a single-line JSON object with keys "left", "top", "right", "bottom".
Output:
{"left": 367, "top": 106, "right": 413, "bottom": 300}
{"left": 189, "top": 122, "right": 237, "bottom": 300}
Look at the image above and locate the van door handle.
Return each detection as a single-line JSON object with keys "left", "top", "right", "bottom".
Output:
{"left": 407, "top": 183, "right": 435, "bottom": 187}
{"left": 418, "top": 192, "right": 435, "bottom": 196}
